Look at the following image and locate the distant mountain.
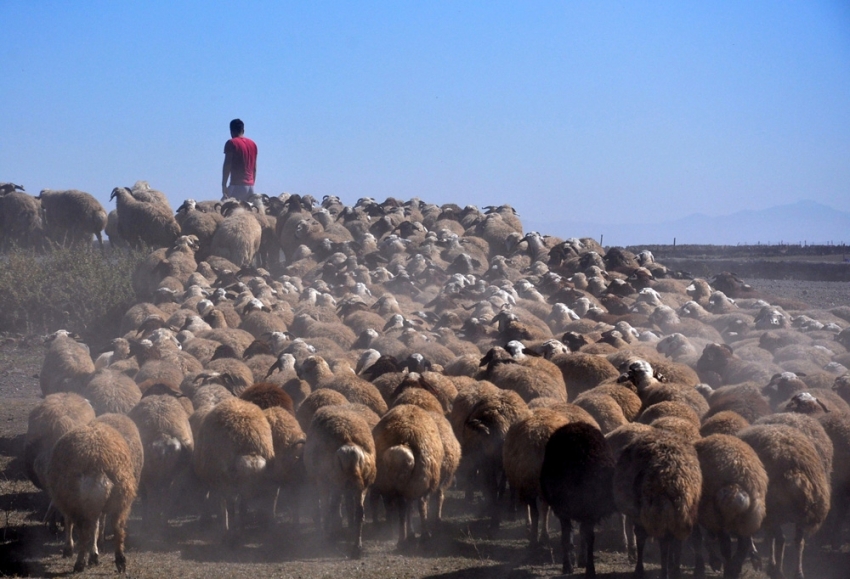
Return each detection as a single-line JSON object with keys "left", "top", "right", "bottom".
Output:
{"left": 523, "top": 200, "right": 850, "bottom": 247}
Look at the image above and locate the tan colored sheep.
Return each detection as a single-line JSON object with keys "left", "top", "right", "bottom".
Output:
{"left": 46, "top": 422, "right": 137, "bottom": 573}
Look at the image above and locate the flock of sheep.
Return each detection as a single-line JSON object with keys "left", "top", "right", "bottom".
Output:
{"left": 6, "top": 180, "right": 850, "bottom": 578}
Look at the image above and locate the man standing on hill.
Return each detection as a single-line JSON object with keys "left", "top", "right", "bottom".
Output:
{"left": 222, "top": 118, "right": 258, "bottom": 201}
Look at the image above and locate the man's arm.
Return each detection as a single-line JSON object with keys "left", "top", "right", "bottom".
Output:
{"left": 222, "top": 152, "right": 232, "bottom": 199}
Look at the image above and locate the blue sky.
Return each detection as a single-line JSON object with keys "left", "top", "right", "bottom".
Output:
{"left": 2, "top": 1, "right": 849, "bottom": 227}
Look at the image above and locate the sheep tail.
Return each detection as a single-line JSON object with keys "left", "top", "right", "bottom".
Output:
{"left": 716, "top": 484, "right": 751, "bottom": 520}
{"left": 235, "top": 455, "right": 267, "bottom": 476}
{"left": 337, "top": 444, "right": 368, "bottom": 482}
{"left": 151, "top": 437, "right": 182, "bottom": 457}
{"left": 383, "top": 444, "right": 415, "bottom": 486}
{"left": 77, "top": 473, "right": 114, "bottom": 514}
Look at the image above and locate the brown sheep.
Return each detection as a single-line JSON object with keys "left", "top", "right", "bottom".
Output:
{"left": 40, "top": 330, "right": 95, "bottom": 396}
{"left": 373, "top": 404, "right": 444, "bottom": 545}
{"left": 24, "top": 392, "right": 96, "bottom": 490}
{"left": 427, "top": 410, "right": 462, "bottom": 523}
{"left": 541, "top": 422, "right": 616, "bottom": 578}
{"left": 192, "top": 398, "right": 275, "bottom": 537}
{"left": 502, "top": 407, "right": 572, "bottom": 548}
{"left": 263, "top": 406, "right": 306, "bottom": 522}
{"left": 700, "top": 410, "right": 750, "bottom": 437}
{"left": 46, "top": 422, "right": 137, "bottom": 573}
{"left": 572, "top": 392, "right": 628, "bottom": 434}
{"left": 478, "top": 347, "right": 567, "bottom": 403}
{"left": 693, "top": 434, "right": 768, "bottom": 579}
{"left": 295, "top": 388, "right": 349, "bottom": 432}
{"left": 815, "top": 411, "right": 850, "bottom": 549}
{"left": 128, "top": 394, "right": 194, "bottom": 527}
{"left": 737, "top": 424, "right": 830, "bottom": 579}
{"left": 755, "top": 412, "right": 834, "bottom": 479}
{"left": 614, "top": 429, "right": 702, "bottom": 579}
{"left": 299, "top": 355, "right": 388, "bottom": 417}
{"left": 460, "top": 387, "right": 531, "bottom": 529}
{"left": 549, "top": 352, "right": 619, "bottom": 399}
{"left": 704, "top": 382, "right": 772, "bottom": 423}
{"left": 304, "top": 404, "right": 376, "bottom": 557}
{"left": 81, "top": 368, "right": 142, "bottom": 415}
{"left": 240, "top": 382, "right": 295, "bottom": 413}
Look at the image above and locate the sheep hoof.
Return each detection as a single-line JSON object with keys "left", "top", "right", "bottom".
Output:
{"left": 708, "top": 551, "right": 723, "bottom": 572}
{"left": 62, "top": 546, "right": 73, "bottom": 558}
{"left": 349, "top": 544, "right": 363, "bottom": 560}
{"left": 627, "top": 546, "right": 637, "bottom": 563}
{"left": 73, "top": 560, "right": 86, "bottom": 573}
{"left": 767, "top": 563, "right": 785, "bottom": 579}
{"left": 562, "top": 560, "right": 573, "bottom": 575}
{"left": 115, "top": 552, "right": 127, "bottom": 573}
{"left": 88, "top": 552, "right": 99, "bottom": 566}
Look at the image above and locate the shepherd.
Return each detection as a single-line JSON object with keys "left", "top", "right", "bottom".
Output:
{"left": 221, "top": 118, "right": 258, "bottom": 202}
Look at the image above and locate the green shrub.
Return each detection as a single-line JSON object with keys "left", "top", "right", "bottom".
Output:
{"left": 0, "top": 246, "right": 146, "bottom": 347}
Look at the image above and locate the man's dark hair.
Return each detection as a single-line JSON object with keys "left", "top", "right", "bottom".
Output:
{"left": 230, "top": 118, "right": 245, "bottom": 135}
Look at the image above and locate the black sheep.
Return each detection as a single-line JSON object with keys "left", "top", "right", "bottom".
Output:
{"left": 540, "top": 421, "right": 616, "bottom": 578}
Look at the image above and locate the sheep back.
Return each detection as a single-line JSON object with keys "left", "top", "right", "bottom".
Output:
{"left": 193, "top": 397, "right": 274, "bottom": 492}
{"left": 694, "top": 434, "right": 767, "bottom": 537}
{"left": 304, "top": 405, "right": 376, "bottom": 493}
{"left": 373, "top": 404, "right": 443, "bottom": 500}
{"left": 540, "top": 421, "right": 616, "bottom": 524}
{"left": 738, "top": 424, "right": 830, "bottom": 533}
{"left": 614, "top": 431, "right": 702, "bottom": 540}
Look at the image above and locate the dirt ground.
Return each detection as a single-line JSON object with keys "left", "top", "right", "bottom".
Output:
{"left": 1, "top": 279, "right": 849, "bottom": 578}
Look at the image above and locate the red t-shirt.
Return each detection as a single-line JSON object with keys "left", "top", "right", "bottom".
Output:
{"left": 224, "top": 137, "right": 258, "bottom": 186}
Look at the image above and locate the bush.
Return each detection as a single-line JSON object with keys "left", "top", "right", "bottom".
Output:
{"left": 0, "top": 246, "right": 146, "bottom": 347}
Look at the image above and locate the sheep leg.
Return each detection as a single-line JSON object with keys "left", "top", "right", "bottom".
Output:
{"left": 821, "top": 495, "right": 848, "bottom": 550}
{"left": 659, "top": 535, "right": 671, "bottom": 579}
{"left": 433, "top": 487, "right": 445, "bottom": 523}
{"left": 623, "top": 514, "right": 637, "bottom": 562}
{"left": 634, "top": 524, "right": 648, "bottom": 578}
{"left": 691, "top": 525, "right": 706, "bottom": 579}
{"left": 727, "top": 535, "right": 750, "bottom": 579}
{"left": 418, "top": 496, "right": 430, "bottom": 539}
{"left": 540, "top": 499, "right": 551, "bottom": 545}
{"left": 793, "top": 525, "right": 805, "bottom": 579}
{"left": 484, "top": 464, "right": 501, "bottom": 531}
{"left": 507, "top": 484, "right": 517, "bottom": 522}
{"left": 706, "top": 531, "right": 724, "bottom": 572}
{"left": 325, "top": 492, "right": 343, "bottom": 539}
{"left": 577, "top": 528, "right": 587, "bottom": 568}
{"left": 367, "top": 488, "right": 381, "bottom": 523}
{"left": 62, "top": 515, "right": 75, "bottom": 558}
{"left": 88, "top": 516, "right": 100, "bottom": 567}
{"left": 220, "top": 496, "right": 230, "bottom": 532}
{"left": 74, "top": 519, "right": 96, "bottom": 573}
{"left": 717, "top": 532, "right": 732, "bottom": 576}
{"left": 767, "top": 526, "right": 786, "bottom": 579}
{"left": 528, "top": 500, "right": 540, "bottom": 548}
{"left": 743, "top": 536, "right": 761, "bottom": 571}
{"left": 396, "top": 497, "right": 408, "bottom": 546}
{"left": 113, "top": 506, "right": 130, "bottom": 574}
{"left": 669, "top": 536, "right": 683, "bottom": 579}
{"left": 559, "top": 517, "right": 574, "bottom": 575}
{"left": 349, "top": 488, "right": 366, "bottom": 559}
{"left": 580, "top": 520, "right": 596, "bottom": 579}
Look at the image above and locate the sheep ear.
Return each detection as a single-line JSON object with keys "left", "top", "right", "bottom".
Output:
{"left": 818, "top": 399, "right": 830, "bottom": 413}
